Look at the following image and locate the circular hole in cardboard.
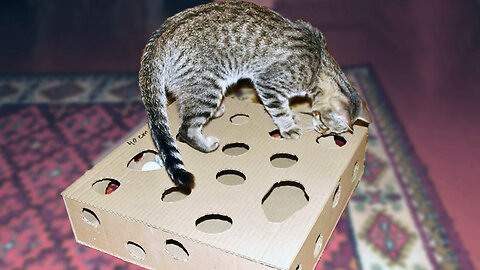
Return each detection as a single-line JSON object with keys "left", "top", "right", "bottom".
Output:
{"left": 270, "top": 153, "right": 298, "bottom": 168}
{"left": 269, "top": 129, "right": 282, "bottom": 139}
{"left": 315, "top": 134, "right": 348, "bottom": 148}
{"left": 195, "top": 214, "right": 233, "bottom": 234}
{"left": 81, "top": 208, "right": 100, "bottom": 227}
{"left": 165, "top": 239, "right": 189, "bottom": 261}
{"left": 332, "top": 182, "right": 341, "bottom": 208}
{"left": 314, "top": 234, "right": 324, "bottom": 257}
{"left": 352, "top": 161, "right": 359, "bottom": 182}
{"left": 222, "top": 143, "right": 249, "bottom": 156}
{"left": 127, "top": 150, "right": 163, "bottom": 171}
{"left": 229, "top": 114, "right": 249, "bottom": 125}
{"left": 334, "top": 135, "right": 347, "bottom": 146}
{"left": 126, "top": 241, "right": 146, "bottom": 260}
{"left": 92, "top": 178, "right": 120, "bottom": 195}
{"left": 261, "top": 181, "right": 309, "bottom": 223}
{"left": 161, "top": 186, "right": 192, "bottom": 202}
{"left": 216, "top": 170, "right": 246, "bottom": 186}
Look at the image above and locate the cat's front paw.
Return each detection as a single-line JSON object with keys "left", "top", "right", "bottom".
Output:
{"left": 204, "top": 136, "right": 220, "bottom": 152}
{"left": 280, "top": 125, "right": 302, "bottom": 139}
{"left": 292, "top": 113, "right": 301, "bottom": 124}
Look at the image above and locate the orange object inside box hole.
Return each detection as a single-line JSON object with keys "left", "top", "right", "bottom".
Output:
{"left": 269, "top": 129, "right": 282, "bottom": 139}
{"left": 92, "top": 178, "right": 120, "bottom": 195}
{"left": 127, "top": 150, "right": 162, "bottom": 171}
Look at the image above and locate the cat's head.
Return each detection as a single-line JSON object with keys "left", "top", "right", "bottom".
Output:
{"left": 296, "top": 20, "right": 371, "bottom": 134}
{"left": 311, "top": 72, "right": 371, "bottom": 135}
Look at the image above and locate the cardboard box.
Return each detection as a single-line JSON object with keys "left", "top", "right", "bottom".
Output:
{"left": 62, "top": 98, "right": 368, "bottom": 270}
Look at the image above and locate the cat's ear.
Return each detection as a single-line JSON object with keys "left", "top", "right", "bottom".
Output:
{"left": 355, "top": 96, "right": 372, "bottom": 125}
{"left": 295, "top": 20, "right": 326, "bottom": 48}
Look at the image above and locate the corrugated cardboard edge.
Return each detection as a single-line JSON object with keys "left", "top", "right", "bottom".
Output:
{"left": 62, "top": 174, "right": 291, "bottom": 269}
{"left": 289, "top": 128, "right": 368, "bottom": 270}
{"left": 78, "top": 239, "right": 152, "bottom": 269}
{"left": 62, "top": 195, "right": 284, "bottom": 269}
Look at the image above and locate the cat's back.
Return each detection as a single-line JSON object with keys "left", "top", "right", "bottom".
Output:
{"left": 162, "top": 1, "right": 291, "bottom": 37}
{"left": 144, "top": 1, "right": 320, "bottom": 88}
{"left": 156, "top": 1, "right": 299, "bottom": 56}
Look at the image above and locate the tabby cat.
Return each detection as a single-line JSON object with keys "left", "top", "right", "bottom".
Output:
{"left": 139, "top": 1, "right": 371, "bottom": 186}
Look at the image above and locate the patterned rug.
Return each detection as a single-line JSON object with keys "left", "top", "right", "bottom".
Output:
{"left": 0, "top": 67, "right": 473, "bottom": 270}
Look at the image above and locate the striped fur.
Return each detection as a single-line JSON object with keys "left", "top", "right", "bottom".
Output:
{"left": 139, "top": 1, "right": 370, "bottom": 186}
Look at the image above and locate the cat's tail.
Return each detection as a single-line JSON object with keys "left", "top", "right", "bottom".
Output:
{"left": 147, "top": 109, "right": 195, "bottom": 187}
{"left": 139, "top": 31, "right": 194, "bottom": 187}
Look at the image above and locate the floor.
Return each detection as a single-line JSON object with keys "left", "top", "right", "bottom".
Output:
{"left": 1, "top": 0, "right": 479, "bottom": 268}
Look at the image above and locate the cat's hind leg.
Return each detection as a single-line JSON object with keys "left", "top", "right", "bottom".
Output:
{"left": 177, "top": 93, "right": 223, "bottom": 153}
